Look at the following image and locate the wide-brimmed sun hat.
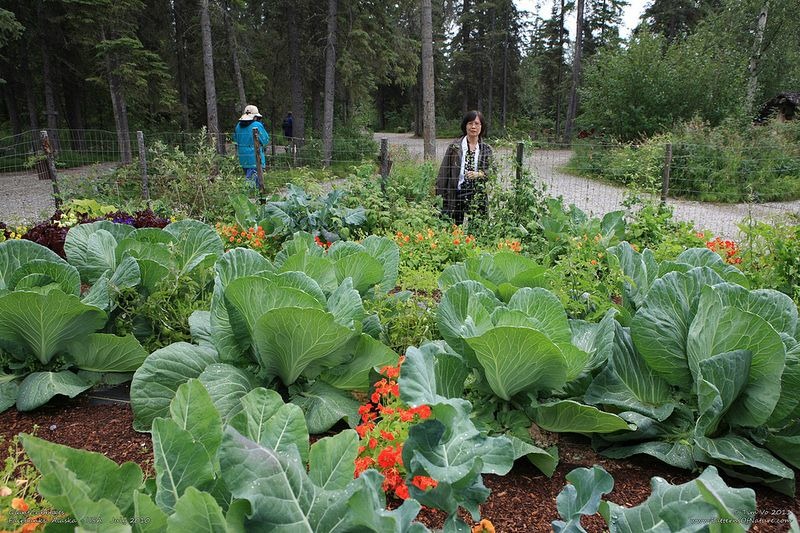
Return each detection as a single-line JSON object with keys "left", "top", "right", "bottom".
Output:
{"left": 239, "top": 104, "right": 262, "bottom": 121}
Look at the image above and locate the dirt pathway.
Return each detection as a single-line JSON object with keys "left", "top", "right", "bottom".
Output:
{"left": 376, "top": 133, "right": 800, "bottom": 238}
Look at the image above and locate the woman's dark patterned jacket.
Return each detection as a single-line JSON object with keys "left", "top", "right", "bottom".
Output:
{"left": 434, "top": 138, "right": 493, "bottom": 217}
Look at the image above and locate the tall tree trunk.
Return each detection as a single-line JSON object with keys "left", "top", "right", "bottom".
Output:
{"left": 1, "top": 72, "right": 22, "bottom": 135}
{"left": 62, "top": 70, "right": 87, "bottom": 151}
{"left": 287, "top": 0, "right": 305, "bottom": 143}
{"left": 461, "top": 0, "right": 470, "bottom": 114}
{"left": 555, "top": 0, "right": 565, "bottom": 141}
{"left": 564, "top": 0, "right": 584, "bottom": 142}
{"left": 21, "top": 53, "right": 38, "bottom": 132}
{"left": 421, "top": 0, "right": 436, "bottom": 160}
{"left": 103, "top": 34, "right": 133, "bottom": 165}
{"left": 501, "top": 34, "right": 508, "bottom": 130}
{"left": 200, "top": 0, "right": 223, "bottom": 154}
{"left": 745, "top": 2, "right": 768, "bottom": 113}
{"left": 223, "top": 0, "right": 246, "bottom": 114}
{"left": 39, "top": 1, "right": 60, "bottom": 153}
{"left": 172, "top": 0, "right": 190, "bottom": 130}
{"left": 487, "top": 7, "right": 495, "bottom": 130}
{"left": 322, "top": 0, "right": 338, "bottom": 167}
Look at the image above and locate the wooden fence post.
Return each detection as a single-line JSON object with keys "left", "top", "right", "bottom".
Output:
{"left": 39, "top": 130, "right": 61, "bottom": 209}
{"left": 136, "top": 131, "right": 151, "bottom": 206}
{"left": 515, "top": 142, "right": 524, "bottom": 186}
{"left": 661, "top": 142, "right": 673, "bottom": 203}
{"left": 252, "top": 127, "right": 265, "bottom": 198}
{"left": 380, "top": 138, "right": 389, "bottom": 194}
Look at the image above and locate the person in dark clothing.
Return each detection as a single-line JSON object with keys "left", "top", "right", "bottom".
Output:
{"left": 282, "top": 112, "right": 293, "bottom": 139}
{"left": 435, "top": 110, "right": 493, "bottom": 225}
{"left": 281, "top": 112, "right": 295, "bottom": 156}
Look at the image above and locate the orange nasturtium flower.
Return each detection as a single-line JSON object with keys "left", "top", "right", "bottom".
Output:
{"left": 11, "top": 497, "right": 29, "bottom": 512}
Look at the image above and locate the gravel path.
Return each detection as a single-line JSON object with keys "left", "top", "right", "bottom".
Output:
{"left": 0, "top": 163, "right": 118, "bottom": 225}
{"left": 376, "top": 133, "right": 800, "bottom": 239}
{"left": 3, "top": 135, "right": 797, "bottom": 239}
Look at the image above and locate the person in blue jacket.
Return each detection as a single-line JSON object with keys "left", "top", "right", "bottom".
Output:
{"left": 232, "top": 104, "right": 270, "bottom": 189}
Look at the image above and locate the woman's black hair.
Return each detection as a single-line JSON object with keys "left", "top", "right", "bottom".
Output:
{"left": 460, "top": 110, "right": 486, "bottom": 139}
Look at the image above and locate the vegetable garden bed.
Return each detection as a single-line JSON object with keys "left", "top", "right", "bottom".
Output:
{"left": 2, "top": 162, "right": 800, "bottom": 532}
{"left": 2, "top": 397, "right": 797, "bottom": 532}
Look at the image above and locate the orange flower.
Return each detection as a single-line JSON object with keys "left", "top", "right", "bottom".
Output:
{"left": 453, "top": 238, "right": 461, "bottom": 245}
{"left": 412, "top": 475, "right": 438, "bottom": 491}
{"left": 472, "top": 519, "right": 496, "bottom": 533}
{"left": 11, "top": 497, "right": 29, "bottom": 512}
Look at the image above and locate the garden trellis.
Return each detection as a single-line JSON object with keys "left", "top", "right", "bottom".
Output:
{"left": 1, "top": 128, "right": 799, "bottom": 239}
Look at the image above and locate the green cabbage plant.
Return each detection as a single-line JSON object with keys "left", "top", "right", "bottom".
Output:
{"left": 131, "top": 233, "right": 400, "bottom": 434}
{"left": 586, "top": 253, "right": 800, "bottom": 495}
{"left": 22, "top": 379, "right": 429, "bottom": 532}
{"left": 434, "top": 276, "right": 627, "bottom": 476}
{"left": 553, "top": 465, "right": 758, "bottom": 532}
{"left": 0, "top": 239, "right": 147, "bottom": 412}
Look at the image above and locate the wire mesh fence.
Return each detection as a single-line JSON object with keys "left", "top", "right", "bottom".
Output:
{"left": 1, "top": 129, "right": 798, "bottom": 239}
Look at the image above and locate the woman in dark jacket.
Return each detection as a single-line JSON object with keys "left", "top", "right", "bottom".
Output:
{"left": 435, "top": 110, "right": 493, "bottom": 225}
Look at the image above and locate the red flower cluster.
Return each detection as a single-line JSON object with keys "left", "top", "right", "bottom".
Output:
{"left": 314, "top": 235, "right": 332, "bottom": 249}
{"left": 706, "top": 237, "right": 742, "bottom": 264}
{"left": 354, "top": 357, "right": 437, "bottom": 500}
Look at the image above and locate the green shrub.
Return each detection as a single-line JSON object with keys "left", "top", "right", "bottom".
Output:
{"left": 570, "top": 120, "right": 800, "bottom": 203}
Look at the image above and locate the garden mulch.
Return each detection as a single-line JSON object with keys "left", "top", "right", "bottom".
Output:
{"left": 1, "top": 396, "right": 798, "bottom": 532}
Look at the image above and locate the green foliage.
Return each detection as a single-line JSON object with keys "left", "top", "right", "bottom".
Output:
{"left": 393, "top": 226, "right": 481, "bottom": 291}
{"left": 580, "top": 29, "right": 744, "bottom": 141}
{"left": 232, "top": 184, "right": 368, "bottom": 245}
{"left": 0, "top": 432, "right": 56, "bottom": 531}
{"left": 465, "top": 163, "right": 550, "bottom": 249}
{"left": 113, "top": 271, "right": 213, "bottom": 352}
{"left": 131, "top": 233, "right": 401, "bottom": 433}
{"left": 345, "top": 162, "right": 446, "bottom": 237}
{"left": 434, "top": 275, "right": 621, "bottom": 471}
{"left": 22, "top": 380, "right": 429, "bottom": 532}
{"left": 588, "top": 251, "right": 799, "bottom": 495}
{"left": 668, "top": 120, "right": 800, "bottom": 202}
{"left": 365, "top": 292, "right": 439, "bottom": 354}
{"left": 622, "top": 193, "right": 706, "bottom": 257}
{"left": 546, "top": 233, "right": 625, "bottom": 321}
{"left": 738, "top": 218, "right": 800, "bottom": 306}
{"left": 572, "top": 120, "right": 800, "bottom": 203}
{"left": 145, "top": 133, "right": 248, "bottom": 221}
{"left": 399, "top": 346, "right": 515, "bottom": 531}
{"left": 553, "top": 465, "right": 756, "bottom": 533}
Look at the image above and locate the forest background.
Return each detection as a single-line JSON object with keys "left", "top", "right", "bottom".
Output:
{"left": 0, "top": 0, "right": 799, "bottom": 154}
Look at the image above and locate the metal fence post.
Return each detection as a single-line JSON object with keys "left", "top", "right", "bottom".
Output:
{"left": 380, "top": 138, "right": 389, "bottom": 194}
{"left": 39, "top": 130, "right": 61, "bottom": 209}
{"left": 515, "top": 141, "right": 524, "bottom": 186}
{"left": 252, "top": 127, "right": 265, "bottom": 198}
{"left": 661, "top": 142, "right": 673, "bottom": 203}
{"left": 136, "top": 131, "right": 151, "bottom": 206}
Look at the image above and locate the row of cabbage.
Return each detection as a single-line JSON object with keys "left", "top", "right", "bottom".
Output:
{"left": 0, "top": 220, "right": 401, "bottom": 425}
{"left": 426, "top": 245, "right": 799, "bottom": 496}
{"left": 2, "top": 217, "right": 799, "bottom": 514}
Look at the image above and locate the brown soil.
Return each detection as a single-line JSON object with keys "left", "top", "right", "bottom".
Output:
{"left": 1, "top": 397, "right": 797, "bottom": 532}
